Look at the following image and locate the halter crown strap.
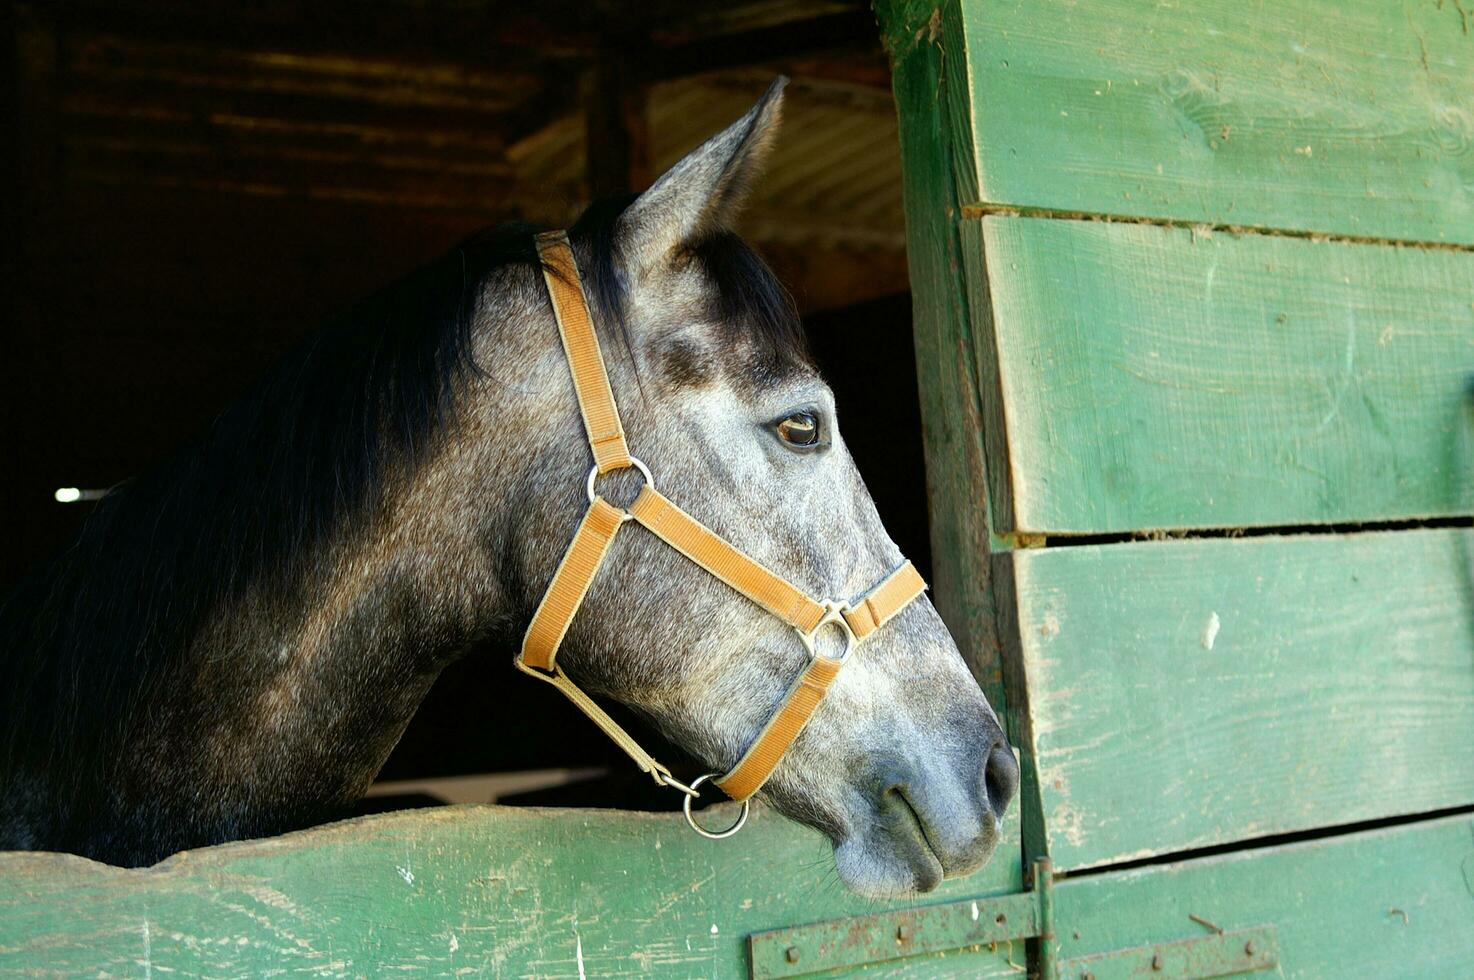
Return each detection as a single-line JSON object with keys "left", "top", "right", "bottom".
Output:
{"left": 536, "top": 232, "right": 632, "bottom": 475}
{"left": 517, "top": 229, "right": 929, "bottom": 815}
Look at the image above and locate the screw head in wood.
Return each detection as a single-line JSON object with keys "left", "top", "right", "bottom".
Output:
{"left": 1244, "top": 940, "right": 1256, "bottom": 956}
{"left": 1151, "top": 953, "right": 1163, "bottom": 970}
{"left": 785, "top": 946, "right": 801, "bottom": 964}
{"left": 896, "top": 924, "right": 914, "bottom": 943}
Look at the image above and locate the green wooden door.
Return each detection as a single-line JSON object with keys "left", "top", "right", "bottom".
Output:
{"left": 878, "top": 0, "right": 1474, "bottom": 975}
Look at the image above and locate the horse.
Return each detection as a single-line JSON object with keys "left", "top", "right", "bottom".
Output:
{"left": 0, "top": 78, "right": 1016, "bottom": 898}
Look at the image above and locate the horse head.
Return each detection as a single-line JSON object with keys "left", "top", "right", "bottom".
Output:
{"left": 488, "top": 79, "right": 1017, "bottom": 897}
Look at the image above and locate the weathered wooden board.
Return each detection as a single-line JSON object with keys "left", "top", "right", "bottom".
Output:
{"left": 967, "top": 216, "right": 1474, "bottom": 536}
{"left": 1002, "top": 528, "right": 1474, "bottom": 871}
{"left": 949, "top": 0, "right": 1474, "bottom": 243}
{"left": 879, "top": 1, "right": 1008, "bottom": 711}
{"left": 0, "top": 803, "right": 1024, "bottom": 977}
{"left": 1052, "top": 812, "right": 1474, "bottom": 978}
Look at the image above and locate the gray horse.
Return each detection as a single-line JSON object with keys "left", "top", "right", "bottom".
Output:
{"left": 0, "top": 79, "right": 1015, "bottom": 898}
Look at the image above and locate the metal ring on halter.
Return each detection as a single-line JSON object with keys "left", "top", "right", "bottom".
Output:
{"left": 683, "top": 774, "right": 750, "bottom": 839}
{"left": 795, "top": 600, "right": 858, "bottom": 663}
{"left": 586, "top": 457, "right": 654, "bottom": 521}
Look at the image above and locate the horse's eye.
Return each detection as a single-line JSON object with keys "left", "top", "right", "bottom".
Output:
{"left": 775, "top": 410, "right": 822, "bottom": 449}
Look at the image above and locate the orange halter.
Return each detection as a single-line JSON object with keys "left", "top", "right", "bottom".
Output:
{"left": 515, "top": 231, "right": 927, "bottom": 838}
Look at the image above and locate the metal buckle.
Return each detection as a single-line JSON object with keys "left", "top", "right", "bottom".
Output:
{"left": 586, "top": 456, "right": 653, "bottom": 521}
{"left": 795, "top": 600, "right": 857, "bottom": 664}
{"left": 682, "top": 773, "right": 750, "bottom": 839}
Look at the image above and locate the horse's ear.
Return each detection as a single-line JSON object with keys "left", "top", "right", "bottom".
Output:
{"left": 618, "top": 77, "right": 785, "bottom": 269}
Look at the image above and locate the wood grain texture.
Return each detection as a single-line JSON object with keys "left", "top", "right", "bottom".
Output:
{"left": 978, "top": 216, "right": 1474, "bottom": 535}
{"left": 1052, "top": 812, "right": 1474, "bottom": 978}
{"left": 879, "top": 0, "right": 1008, "bottom": 712}
{"left": 957, "top": 218, "right": 1020, "bottom": 541}
{"left": 1005, "top": 528, "right": 1474, "bottom": 871}
{"left": 0, "top": 803, "right": 1024, "bottom": 977}
{"left": 954, "top": 0, "right": 1474, "bottom": 243}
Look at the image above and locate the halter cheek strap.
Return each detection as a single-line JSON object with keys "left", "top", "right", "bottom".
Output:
{"left": 516, "top": 230, "right": 928, "bottom": 834}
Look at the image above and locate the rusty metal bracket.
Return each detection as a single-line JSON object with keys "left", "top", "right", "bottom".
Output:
{"left": 747, "top": 859, "right": 1051, "bottom": 978}
{"left": 748, "top": 857, "right": 1278, "bottom": 979}
{"left": 1057, "top": 925, "right": 1279, "bottom": 980}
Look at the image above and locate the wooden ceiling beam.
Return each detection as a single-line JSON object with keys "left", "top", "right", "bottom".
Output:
{"left": 46, "top": 1, "right": 884, "bottom": 90}
{"left": 642, "top": 9, "right": 880, "bottom": 82}
{"left": 48, "top": 2, "right": 600, "bottom": 76}
{"left": 65, "top": 135, "right": 522, "bottom": 215}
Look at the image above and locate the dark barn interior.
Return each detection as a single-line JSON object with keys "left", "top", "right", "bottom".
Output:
{"left": 1, "top": 1, "right": 929, "bottom": 814}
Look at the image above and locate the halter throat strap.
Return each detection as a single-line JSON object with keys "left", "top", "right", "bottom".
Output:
{"left": 517, "top": 230, "right": 927, "bottom": 809}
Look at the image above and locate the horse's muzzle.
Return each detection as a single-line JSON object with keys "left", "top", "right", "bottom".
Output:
{"left": 873, "top": 729, "right": 1019, "bottom": 891}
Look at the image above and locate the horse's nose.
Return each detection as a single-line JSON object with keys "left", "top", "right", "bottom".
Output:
{"left": 868, "top": 727, "right": 1018, "bottom": 889}
{"left": 984, "top": 737, "right": 1019, "bottom": 823}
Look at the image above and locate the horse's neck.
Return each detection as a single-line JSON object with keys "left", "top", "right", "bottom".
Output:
{"left": 150, "top": 290, "right": 568, "bottom": 834}
{"left": 136, "top": 409, "right": 515, "bottom": 836}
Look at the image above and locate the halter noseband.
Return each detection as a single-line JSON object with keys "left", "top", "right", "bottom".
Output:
{"left": 515, "top": 231, "right": 927, "bottom": 838}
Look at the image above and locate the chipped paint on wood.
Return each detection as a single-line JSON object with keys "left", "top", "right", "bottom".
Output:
{"left": 1008, "top": 529, "right": 1474, "bottom": 871}
{"left": 0, "top": 803, "right": 1024, "bottom": 977}
{"left": 949, "top": 0, "right": 1474, "bottom": 243}
{"left": 976, "top": 216, "right": 1474, "bottom": 536}
{"left": 1053, "top": 813, "right": 1474, "bottom": 977}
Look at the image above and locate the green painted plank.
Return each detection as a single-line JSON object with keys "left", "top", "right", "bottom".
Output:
{"left": 1052, "top": 812, "right": 1474, "bottom": 979}
{"left": 0, "top": 803, "right": 1024, "bottom": 978}
{"left": 1003, "top": 528, "right": 1474, "bottom": 871}
{"left": 878, "top": 0, "right": 1009, "bottom": 709}
{"left": 974, "top": 216, "right": 1474, "bottom": 535}
{"left": 952, "top": 0, "right": 1474, "bottom": 243}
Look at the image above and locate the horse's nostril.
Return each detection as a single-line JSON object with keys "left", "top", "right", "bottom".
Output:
{"left": 881, "top": 780, "right": 929, "bottom": 833}
{"left": 984, "top": 740, "right": 1019, "bottom": 817}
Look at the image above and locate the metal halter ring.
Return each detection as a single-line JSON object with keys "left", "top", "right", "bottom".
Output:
{"left": 683, "top": 774, "right": 750, "bottom": 839}
{"left": 796, "top": 601, "right": 858, "bottom": 664}
{"left": 586, "top": 457, "right": 654, "bottom": 520}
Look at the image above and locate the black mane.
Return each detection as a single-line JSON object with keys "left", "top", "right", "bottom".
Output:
{"left": 0, "top": 223, "right": 534, "bottom": 817}
{"left": 0, "top": 198, "right": 808, "bottom": 842}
